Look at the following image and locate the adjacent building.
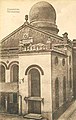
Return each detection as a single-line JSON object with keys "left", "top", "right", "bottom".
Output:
{"left": 73, "top": 39, "right": 76, "bottom": 99}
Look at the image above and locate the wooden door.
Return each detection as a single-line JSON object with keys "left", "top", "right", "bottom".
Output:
{"left": 28, "top": 101, "right": 41, "bottom": 114}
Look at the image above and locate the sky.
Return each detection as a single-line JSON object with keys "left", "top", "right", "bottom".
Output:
{"left": 0, "top": 0, "right": 76, "bottom": 41}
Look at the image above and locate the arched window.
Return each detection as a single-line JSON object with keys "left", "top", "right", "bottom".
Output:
{"left": 63, "top": 76, "right": 66, "bottom": 102}
{"left": 10, "top": 64, "right": 19, "bottom": 82}
{"left": 28, "top": 68, "right": 41, "bottom": 114}
{"left": 0, "top": 65, "right": 5, "bottom": 82}
{"left": 28, "top": 68, "right": 40, "bottom": 97}
{"left": 55, "top": 57, "right": 58, "bottom": 65}
{"left": 69, "top": 68, "right": 72, "bottom": 88}
{"left": 55, "top": 78, "right": 59, "bottom": 109}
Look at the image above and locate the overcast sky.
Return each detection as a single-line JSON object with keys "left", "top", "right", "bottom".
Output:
{"left": 0, "top": 0, "right": 76, "bottom": 40}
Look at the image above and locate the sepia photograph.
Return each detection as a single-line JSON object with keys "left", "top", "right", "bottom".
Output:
{"left": 0, "top": 0, "right": 76, "bottom": 120}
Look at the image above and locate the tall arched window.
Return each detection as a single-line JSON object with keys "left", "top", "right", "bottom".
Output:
{"left": 55, "top": 78, "right": 59, "bottom": 109}
{"left": 28, "top": 68, "right": 40, "bottom": 97}
{"left": 69, "top": 68, "right": 72, "bottom": 88}
{"left": 0, "top": 65, "right": 5, "bottom": 82}
{"left": 28, "top": 68, "right": 41, "bottom": 114}
{"left": 10, "top": 64, "right": 19, "bottom": 82}
{"left": 63, "top": 76, "right": 66, "bottom": 102}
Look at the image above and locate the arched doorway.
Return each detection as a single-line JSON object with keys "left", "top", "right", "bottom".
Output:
{"left": 28, "top": 68, "right": 41, "bottom": 114}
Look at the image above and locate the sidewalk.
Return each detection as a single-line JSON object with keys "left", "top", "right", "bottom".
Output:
{"left": 58, "top": 101, "right": 76, "bottom": 120}
{"left": 0, "top": 113, "right": 34, "bottom": 120}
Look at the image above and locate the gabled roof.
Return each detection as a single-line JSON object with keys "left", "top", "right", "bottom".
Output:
{"left": 1, "top": 22, "right": 63, "bottom": 49}
{"left": 1, "top": 23, "right": 28, "bottom": 48}
{"left": 1, "top": 23, "right": 27, "bottom": 43}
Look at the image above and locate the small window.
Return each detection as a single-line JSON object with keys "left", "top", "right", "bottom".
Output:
{"left": 62, "top": 58, "right": 65, "bottom": 66}
{"left": 69, "top": 56, "right": 71, "bottom": 65}
{"left": 55, "top": 57, "right": 58, "bottom": 65}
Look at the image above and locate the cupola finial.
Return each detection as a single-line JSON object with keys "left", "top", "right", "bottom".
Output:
{"left": 25, "top": 15, "right": 28, "bottom": 22}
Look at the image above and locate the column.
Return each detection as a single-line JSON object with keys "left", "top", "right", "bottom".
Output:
{"left": 18, "top": 95, "right": 22, "bottom": 115}
{"left": 6, "top": 69, "right": 10, "bottom": 82}
{"left": 5, "top": 94, "right": 8, "bottom": 112}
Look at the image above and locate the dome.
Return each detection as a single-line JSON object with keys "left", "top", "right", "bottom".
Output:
{"left": 29, "top": 1, "right": 56, "bottom": 23}
{"left": 29, "top": 1, "right": 59, "bottom": 34}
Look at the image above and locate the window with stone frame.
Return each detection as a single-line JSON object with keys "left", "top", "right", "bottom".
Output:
{"left": 0, "top": 65, "right": 5, "bottom": 82}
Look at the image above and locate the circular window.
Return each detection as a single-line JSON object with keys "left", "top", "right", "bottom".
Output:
{"left": 62, "top": 58, "right": 65, "bottom": 66}
{"left": 55, "top": 57, "right": 58, "bottom": 65}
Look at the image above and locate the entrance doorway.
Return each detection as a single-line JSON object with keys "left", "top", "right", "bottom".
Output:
{"left": 28, "top": 68, "right": 41, "bottom": 114}
{"left": 28, "top": 101, "right": 41, "bottom": 114}
{"left": 7, "top": 93, "right": 18, "bottom": 114}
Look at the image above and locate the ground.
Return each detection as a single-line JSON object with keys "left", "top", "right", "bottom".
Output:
{"left": 68, "top": 110, "right": 76, "bottom": 120}
{"left": 58, "top": 100, "right": 76, "bottom": 120}
{"left": 0, "top": 111, "right": 76, "bottom": 120}
{"left": 0, "top": 101, "right": 76, "bottom": 120}
{"left": 0, "top": 114, "right": 32, "bottom": 120}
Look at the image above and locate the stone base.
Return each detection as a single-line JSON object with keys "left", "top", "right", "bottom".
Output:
{"left": 23, "top": 113, "right": 43, "bottom": 120}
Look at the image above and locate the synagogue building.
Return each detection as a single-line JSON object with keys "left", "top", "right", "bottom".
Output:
{"left": 0, "top": 1, "right": 76, "bottom": 120}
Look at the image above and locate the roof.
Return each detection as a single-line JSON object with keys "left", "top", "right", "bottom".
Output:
{"left": 1, "top": 22, "right": 64, "bottom": 49}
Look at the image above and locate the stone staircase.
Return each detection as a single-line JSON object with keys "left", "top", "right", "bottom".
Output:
{"left": 23, "top": 113, "right": 43, "bottom": 120}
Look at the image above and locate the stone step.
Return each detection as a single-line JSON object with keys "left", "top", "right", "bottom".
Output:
{"left": 24, "top": 113, "right": 43, "bottom": 120}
